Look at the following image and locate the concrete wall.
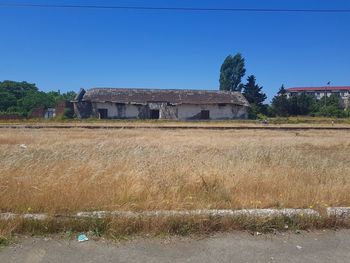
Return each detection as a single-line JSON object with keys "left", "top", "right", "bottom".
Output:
{"left": 74, "top": 101, "right": 92, "bottom": 118}
{"left": 94, "top": 102, "right": 140, "bottom": 119}
{"left": 148, "top": 103, "right": 177, "bottom": 119}
{"left": 77, "top": 102, "right": 248, "bottom": 120}
{"left": 177, "top": 104, "right": 248, "bottom": 120}
{"left": 93, "top": 102, "right": 178, "bottom": 119}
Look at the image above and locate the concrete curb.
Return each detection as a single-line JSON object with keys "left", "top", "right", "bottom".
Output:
{"left": 1, "top": 208, "right": 349, "bottom": 221}
{"left": 76, "top": 209, "right": 320, "bottom": 219}
{"left": 326, "top": 207, "right": 350, "bottom": 218}
{"left": 0, "top": 212, "right": 48, "bottom": 220}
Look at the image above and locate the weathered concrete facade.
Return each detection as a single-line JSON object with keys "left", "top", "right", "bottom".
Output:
{"left": 177, "top": 104, "right": 247, "bottom": 120}
{"left": 73, "top": 88, "right": 249, "bottom": 120}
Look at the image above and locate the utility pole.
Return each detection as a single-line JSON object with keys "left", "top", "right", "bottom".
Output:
{"left": 325, "top": 81, "right": 331, "bottom": 107}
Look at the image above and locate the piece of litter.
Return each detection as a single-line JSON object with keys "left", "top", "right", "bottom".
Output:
{"left": 255, "top": 232, "right": 262, "bottom": 236}
{"left": 19, "top": 144, "right": 27, "bottom": 149}
{"left": 284, "top": 225, "right": 289, "bottom": 229}
{"left": 77, "top": 234, "right": 89, "bottom": 242}
{"left": 296, "top": 245, "right": 302, "bottom": 250}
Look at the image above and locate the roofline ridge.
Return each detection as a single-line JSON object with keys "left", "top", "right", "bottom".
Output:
{"left": 88, "top": 87, "right": 239, "bottom": 93}
{"left": 288, "top": 86, "right": 350, "bottom": 89}
{"left": 81, "top": 87, "right": 249, "bottom": 107}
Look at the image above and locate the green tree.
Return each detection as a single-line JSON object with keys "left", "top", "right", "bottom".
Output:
{"left": 316, "top": 105, "right": 345, "bottom": 117}
{"left": 314, "top": 94, "right": 344, "bottom": 117}
{"left": 286, "top": 93, "right": 316, "bottom": 116}
{"left": 46, "top": 91, "right": 62, "bottom": 104}
{"left": 271, "top": 85, "right": 289, "bottom": 116}
{"left": 0, "top": 80, "right": 40, "bottom": 114}
{"left": 271, "top": 86, "right": 347, "bottom": 117}
{"left": 318, "top": 94, "right": 342, "bottom": 108}
{"left": 0, "top": 91, "right": 17, "bottom": 111}
{"left": 0, "top": 80, "right": 38, "bottom": 100}
{"left": 17, "top": 91, "right": 55, "bottom": 114}
{"left": 242, "top": 75, "right": 267, "bottom": 105}
{"left": 219, "top": 53, "right": 246, "bottom": 91}
{"left": 297, "top": 93, "right": 316, "bottom": 115}
{"left": 46, "top": 90, "right": 77, "bottom": 104}
{"left": 242, "top": 75, "right": 267, "bottom": 118}
{"left": 287, "top": 96, "right": 299, "bottom": 115}
{"left": 0, "top": 80, "right": 77, "bottom": 117}
{"left": 61, "top": 91, "right": 77, "bottom": 101}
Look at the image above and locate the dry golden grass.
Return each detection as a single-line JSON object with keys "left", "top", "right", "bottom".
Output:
{"left": 0, "top": 128, "right": 350, "bottom": 214}
{"left": 2, "top": 116, "right": 350, "bottom": 127}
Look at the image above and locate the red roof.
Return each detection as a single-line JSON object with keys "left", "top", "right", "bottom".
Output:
{"left": 287, "top": 86, "right": 350, "bottom": 92}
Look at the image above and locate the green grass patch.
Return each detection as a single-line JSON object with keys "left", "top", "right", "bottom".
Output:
{"left": 0, "top": 215, "right": 349, "bottom": 241}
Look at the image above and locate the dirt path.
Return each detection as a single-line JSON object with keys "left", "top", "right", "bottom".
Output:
{"left": 1, "top": 230, "right": 349, "bottom": 263}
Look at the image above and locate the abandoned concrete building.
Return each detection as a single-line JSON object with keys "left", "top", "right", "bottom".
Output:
{"left": 73, "top": 88, "right": 250, "bottom": 120}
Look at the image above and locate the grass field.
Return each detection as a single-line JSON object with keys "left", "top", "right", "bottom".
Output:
{"left": 1, "top": 127, "right": 350, "bottom": 215}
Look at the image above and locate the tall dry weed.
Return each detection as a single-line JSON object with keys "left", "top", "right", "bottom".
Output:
{"left": 0, "top": 129, "right": 349, "bottom": 213}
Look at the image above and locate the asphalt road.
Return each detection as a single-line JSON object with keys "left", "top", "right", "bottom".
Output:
{"left": 1, "top": 230, "right": 349, "bottom": 263}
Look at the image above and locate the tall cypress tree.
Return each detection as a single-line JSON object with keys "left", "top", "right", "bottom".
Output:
{"left": 242, "top": 75, "right": 267, "bottom": 105}
{"left": 242, "top": 75, "right": 267, "bottom": 118}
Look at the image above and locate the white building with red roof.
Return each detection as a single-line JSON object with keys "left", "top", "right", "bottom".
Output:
{"left": 286, "top": 86, "right": 350, "bottom": 108}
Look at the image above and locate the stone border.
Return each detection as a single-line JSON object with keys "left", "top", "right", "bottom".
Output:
{"left": 76, "top": 209, "right": 320, "bottom": 219}
{"left": 0, "top": 212, "right": 48, "bottom": 221}
{"left": 326, "top": 207, "right": 350, "bottom": 218}
{"left": 0, "top": 208, "right": 349, "bottom": 221}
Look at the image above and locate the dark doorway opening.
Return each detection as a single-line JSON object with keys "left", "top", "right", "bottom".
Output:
{"left": 150, "top": 109, "right": 160, "bottom": 119}
{"left": 98, "top": 109, "right": 108, "bottom": 119}
{"left": 200, "top": 110, "right": 210, "bottom": 120}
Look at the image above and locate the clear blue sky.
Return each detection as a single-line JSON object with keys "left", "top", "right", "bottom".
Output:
{"left": 1, "top": 0, "right": 349, "bottom": 101}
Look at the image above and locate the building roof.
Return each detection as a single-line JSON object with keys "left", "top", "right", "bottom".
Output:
{"left": 76, "top": 88, "right": 250, "bottom": 106}
{"left": 287, "top": 86, "right": 350, "bottom": 92}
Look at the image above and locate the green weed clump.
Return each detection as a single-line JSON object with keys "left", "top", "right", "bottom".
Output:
{"left": 1, "top": 215, "right": 349, "bottom": 241}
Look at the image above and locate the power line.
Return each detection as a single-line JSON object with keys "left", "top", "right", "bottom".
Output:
{"left": 0, "top": 3, "right": 350, "bottom": 13}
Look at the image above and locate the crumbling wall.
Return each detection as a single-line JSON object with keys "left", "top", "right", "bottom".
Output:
{"left": 0, "top": 114, "right": 25, "bottom": 120}
{"left": 137, "top": 105, "right": 149, "bottom": 119}
{"left": 116, "top": 103, "right": 126, "bottom": 118}
{"left": 74, "top": 101, "right": 248, "bottom": 120}
{"left": 74, "top": 102, "right": 92, "bottom": 118}
{"left": 55, "top": 101, "right": 73, "bottom": 116}
{"left": 231, "top": 105, "right": 249, "bottom": 119}
{"left": 147, "top": 103, "right": 178, "bottom": 119}
{"left": 30, "top": 107, "right": 46, "bottom": 118}
{"left": 93, "top": 102, "right": 141, "bottom": 119}
{"left": 160, "top": 104, "right": 178, "bottom": 119}
{"left": 178, "top": 104, "right": 248, "bottom": 120}
{"left": 125, "top": 104, "right": 139, "bottom": 118}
